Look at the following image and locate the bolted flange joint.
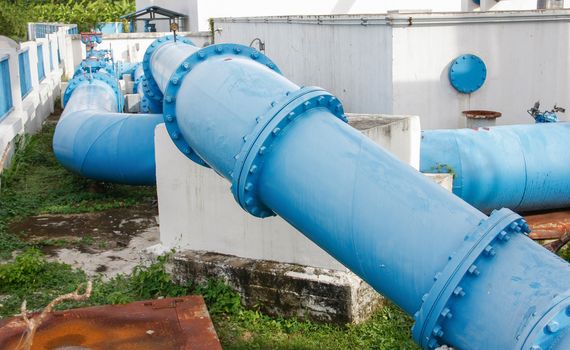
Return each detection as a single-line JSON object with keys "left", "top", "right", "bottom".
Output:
{"left": 230, "top": 86, "right": 348, "bottom": 218}
{"left": 522, "top": 291, "right": 570, "bottom": 350}
{"left": 412, "top": 208, "right": 531, "bottom": 349}
{"left": 142, "top": 35, "right": 195, "bottom": 103}
{"left": 162, "top": 43, "right": 283, "bottom": 167}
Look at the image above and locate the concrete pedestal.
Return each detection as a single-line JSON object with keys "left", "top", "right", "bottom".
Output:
{"left": 171, "top": 250, "right": 382, "bottom": 324}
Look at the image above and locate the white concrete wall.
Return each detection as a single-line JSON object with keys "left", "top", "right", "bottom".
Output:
{"left": 464, "top": 0, "right": 570, "bottom": 11}
{"left": 154, "top": 115, "right": 421, "bottom": 271}
{"left": 391, "top": 11, "right": 570, "bottom": 128}
{"left": 214, "top": 18, "right": 394, "bottom": 116}
{"left": 137, "top": 0, "right": 462, "bottom": 32}
{"left": 0, "top": 35, "right": 63, "bottom": 175}
{"left": 492, "top": 0, "right": 552, "bottom": 11}
{"left": 214, "top": 10, "right": 570, "bottom": 129}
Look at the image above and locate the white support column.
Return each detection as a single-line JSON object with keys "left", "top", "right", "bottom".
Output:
{"left": 480, "top": 0, "right": 496, "bottom": 11}
{"left": 20, "top": 41, "right": 40, "bottom": 93}
{"left": 462, "top": 0, "right": 480, "bottom": 11}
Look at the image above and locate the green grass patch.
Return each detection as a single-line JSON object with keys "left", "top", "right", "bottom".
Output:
{"left": 0, "top": 250, "right": 418, "bottom": 349}
{"left": 0, "top": 250, "right": 191, "bottom": 317}
{"left": 215, "top": 303, "right": 417, "bottom": 350}
{"left": 0, "top": 123, "right": 156, "bottom": 259}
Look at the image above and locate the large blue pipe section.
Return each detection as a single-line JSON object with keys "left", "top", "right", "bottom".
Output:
{"left": 144, "top": 36, "right": 570, "bottom": 349}
{"left": 53, "top": 71, "right": 162, "bottom": 185}
{"left": 420, "top": 124, "right": 570, "bottom": 213}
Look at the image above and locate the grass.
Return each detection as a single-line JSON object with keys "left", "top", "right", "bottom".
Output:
{"left": 0, "top": 122, "right": 156, "bottom": 259}
{"left": 216, "top": 303, "right": 417, "bottom": 350}
{"left": 0, "top": 249, "right": 418, "bottom": 349}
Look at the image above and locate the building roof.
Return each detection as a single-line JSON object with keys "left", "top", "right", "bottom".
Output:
{"left": 120, "top": 6, "right": 187, "bottom": 21}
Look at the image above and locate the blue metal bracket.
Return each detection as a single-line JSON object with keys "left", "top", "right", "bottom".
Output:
{"left": 412, "top": 208, "right": 531, "bottom": 349}
{"left": 448, "top": 54, "right": 487, "bottom": 94}
{"left": 231, "top": 86, "right": 347, "bottom": 218}
{"left": 142, "top": 35, "right": 195, "bottom": 103}
{"left": 162, "top": 43, "right": 282, "bottom": 167}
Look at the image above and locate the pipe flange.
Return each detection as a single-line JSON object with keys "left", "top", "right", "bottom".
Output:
{"left": 412, "top": 208, "right": 531, "bottom": 349}
{"left": 142, "top": 35, "right": 195, "bottom": 103}
{"left": 162, "top": 43, "right": 282, "bottom": 166}
{"left": 140, "top": 95, "right": 151, "bottom": 113}
{"left": 63, "top": 72, "right": 123, "bottom": 112}
{"left": 230, "top": 86, "right": 348, "bottom": 218}
{"left": 521, "top": 291, "right": 570, "bottom": 350}
{"left": 133, "top": 76, "right": 143, "bottom": 94}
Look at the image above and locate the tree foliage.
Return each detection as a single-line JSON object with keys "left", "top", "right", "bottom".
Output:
{"left": 0, "top": 0, "right": 135, "bottom": 41}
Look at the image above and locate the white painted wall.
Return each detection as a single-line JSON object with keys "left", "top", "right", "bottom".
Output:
{"left": 214, "top": 19, "right": 394, "bottom": 116}
{"left": 391, "top": 11, "right": 570, "bottom": 128}
{"left": 137, "top": 0, "right": 462, "bottom": 32}
{"left": 467, "top": 0, "right": 570, "bottom": 11}
{"left": 154, "top": 115, "right": 422, "bottom": 271}
{"left": 492, "top": 0, "right": 551, "bottom": 11}
{"left": 214, "top": 10, "right": 570, "bottom": 129}
{"left": 0, "top": 34, "right": 63, "bottom": 175}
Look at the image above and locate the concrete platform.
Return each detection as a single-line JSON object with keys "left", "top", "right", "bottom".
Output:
{"left": 171, "top": 250, "right": 383, "bottom": 324}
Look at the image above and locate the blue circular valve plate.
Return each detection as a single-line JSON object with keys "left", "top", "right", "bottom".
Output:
{"left": 449, "top": 54, "right": 487, "bottom": 94}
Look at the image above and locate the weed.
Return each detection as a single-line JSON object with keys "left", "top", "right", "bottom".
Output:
{"left": 78, "top": 235, "right": 95, "bottom": 246}
{"left": 0, "top": 252, "right": 189, "bottom": 317}
{"left": 0, "top": 249, "right": 86, "bottom": 316}
{"left": 0, "top": 248, "right": 45, "bottom": 286}
{"left": 431, "top": 163, "right": 456, "bottom": 179}
{"left": 559, "top": 244, "right": 570, "bottom": 262}
{"left": 127, "top": 254, "right": 190, "bottom": 300}
{"left": 195, "top": 279, "right": 242, "bottom": 315}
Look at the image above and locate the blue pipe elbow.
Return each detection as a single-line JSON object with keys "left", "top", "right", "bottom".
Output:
{"left": 55, "top": 74, "right": 162, "bottom": 185}
{"left": 144, "top": 36, "right": 570, "bottom": 349}
{"left": 420, "top": 123, "right": 570, "bottom": 213}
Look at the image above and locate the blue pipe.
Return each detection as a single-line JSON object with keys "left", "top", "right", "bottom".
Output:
{"left": 145, "top": 36, "right": 570, "bottom": 349}
{"left": 132, "top": 63, "right": 144, "bottom": 92}
{"left": 53, "top": 72, "right": 162, "bottom": 185}
{"left": 420, "top": 124, "right": 570, "bottom": 213}
{"left": 134, "top": 64, "right": 162, "bottom": 114}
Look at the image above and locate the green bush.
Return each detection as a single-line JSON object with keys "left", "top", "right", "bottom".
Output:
{"left": 0, "top": 0, "right": 135, "bottom": 40}
{"left": 0, "top": 248, "right": 45, "bottom": 287}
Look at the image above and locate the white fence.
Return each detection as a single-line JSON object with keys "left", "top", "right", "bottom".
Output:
{"left": 0, "top": 27, "right": 212, "bottom": 179}
{"left": 0, "top": 29, "right": 70, "bottom": 176}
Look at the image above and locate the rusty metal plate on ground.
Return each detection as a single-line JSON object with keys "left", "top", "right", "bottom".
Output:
{"left": 525, "top": 210, "right": 570, "bottom": 240}
{"left": 0, "top": 296, "right": 222, "bottom": 350}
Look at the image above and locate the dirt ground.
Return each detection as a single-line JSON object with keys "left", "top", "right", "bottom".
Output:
{"left": 9, "top": 205, "right": 159, "bottom": 278}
